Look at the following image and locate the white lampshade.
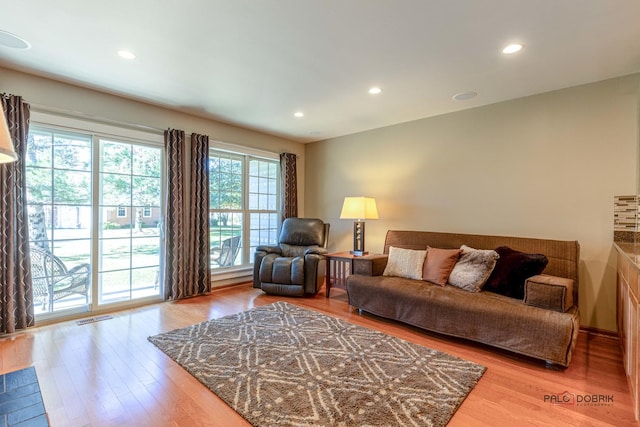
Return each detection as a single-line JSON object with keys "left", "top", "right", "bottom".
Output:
{"left": 0, "top": 104, "right": 17, "bottom": 163}
{"left": 340, "top": 197, "right": 379, "bottom": 220}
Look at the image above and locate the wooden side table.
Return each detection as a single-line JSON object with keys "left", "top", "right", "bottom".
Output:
{"left": 325, "top": 252, "right": 387, "bottom": 297}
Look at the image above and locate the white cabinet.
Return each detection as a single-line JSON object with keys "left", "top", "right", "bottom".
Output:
{"left": 617, "top": 247, "right": 640, "bottom": 421}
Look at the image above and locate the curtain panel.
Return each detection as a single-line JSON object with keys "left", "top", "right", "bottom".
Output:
{"left": 280, "top": 152, "right": 298, "bottom": 222}
{"left": 0, "top": 94, "right": 34, "bottom": 334}
{"left": 163, "top": 129, "right": 188, "bottom": 300}
{"left": 186, "top": 133, "right": 210, "bottom": 296}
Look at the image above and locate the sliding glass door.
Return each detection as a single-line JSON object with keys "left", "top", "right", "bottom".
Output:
{"left": 26, "top": 128, "right": 93, "bottom": 314}
{"left": 99, "top": 140, "right": 162, "bottom": 304}
{"left": 26, "top": 125, "right": 163, "bottom": 317}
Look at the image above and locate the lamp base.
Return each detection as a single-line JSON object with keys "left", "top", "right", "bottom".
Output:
{"left": 349, "top": 250, "right": 368, "bottom": 256}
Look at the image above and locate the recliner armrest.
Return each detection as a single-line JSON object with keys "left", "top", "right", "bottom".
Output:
{"left": 305, "top": 247, "right": 327, "bottom": 256}
{"left": 255, "top": 245, "right": 282, "bottom": 254}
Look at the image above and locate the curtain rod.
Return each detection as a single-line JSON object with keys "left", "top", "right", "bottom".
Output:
{"left": 30, "top": 103, "right": 166, "bottom": 135}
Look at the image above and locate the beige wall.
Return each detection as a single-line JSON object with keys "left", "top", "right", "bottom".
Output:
{"left": 306, "top": 74, "right": 640, "bottom": 332}
{"left": 0, "top": 66, "right": 305, "bottom": 213}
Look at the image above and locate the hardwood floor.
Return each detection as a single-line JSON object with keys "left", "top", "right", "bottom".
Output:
{"left": 0, "top": 283, "right": 634, "bottom": 426}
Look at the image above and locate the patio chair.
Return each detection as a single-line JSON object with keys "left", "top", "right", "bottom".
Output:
{"left": 30, "top": 245, "right": 91, "bottom": 309}
{"left": 211, "top": 235, "right": 241, "bottom": 268}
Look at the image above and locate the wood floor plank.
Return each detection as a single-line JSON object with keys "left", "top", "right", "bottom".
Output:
{"left": 0, "top": 283, "right": 635, "bottom": 426}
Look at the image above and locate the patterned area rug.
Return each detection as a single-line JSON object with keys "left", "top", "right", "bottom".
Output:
{"left": 148, "top": 302, "right": 485, "bottom": 426}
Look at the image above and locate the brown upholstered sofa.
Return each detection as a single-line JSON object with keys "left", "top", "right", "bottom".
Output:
{"left": 346, "top": 230, "right": 580, "bottom": 367}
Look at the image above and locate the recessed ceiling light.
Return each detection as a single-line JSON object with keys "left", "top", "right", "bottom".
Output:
{"left": 502, "top": 43, "right": 523, "bottom": 54}
{"left": 0, "top": 30, "right": 30, "bottom": 49}
{"left": 452, "top": 91, "right": 478, "bottom": 101}
{"left": 369, "top": 87, "right": 382, "bottom": 95}
{"left": 294, "top": 111, "right": 304, "bottom": 118}
{"left": 117, "top": 50, "right": 136, "bottom": 59}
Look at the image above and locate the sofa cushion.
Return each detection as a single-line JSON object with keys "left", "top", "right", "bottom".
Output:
{"left": 422, "top": 246, "right": 461, "bottom": 286}
{"left": 485, "top": 246, "right": 548, "bottom": 299}
{"left": 448, "top": 245, "right": 499, "bottom": 292}
{"left": 383, "top": 246, "right": 426, "bottom": 280}
{"left": 524, "top": 274, "right": 574, "bottom": 312}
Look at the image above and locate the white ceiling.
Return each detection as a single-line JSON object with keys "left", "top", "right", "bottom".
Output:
{"left": 1, "top": 1, "right": 639, "bottom": 143}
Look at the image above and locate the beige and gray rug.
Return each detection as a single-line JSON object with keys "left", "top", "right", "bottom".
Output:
{"left": 148, "top": 301, "right": 485, "bottom": 426}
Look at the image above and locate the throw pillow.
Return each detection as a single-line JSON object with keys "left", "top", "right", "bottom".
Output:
{"left": 484, "top": 246, "right": 549, "bottom": 299}
{"left": 448, "top": 245, "right": 499, "bottom": 292}
{"left": 422, "top": 246, "right": 462, "bottom": 286}
{"left": 382, "top": 246, "right": 426, "bottom": 280}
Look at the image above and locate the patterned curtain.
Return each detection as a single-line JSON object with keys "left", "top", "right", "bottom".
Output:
{"left": 186, "top": 133, "right": 210, "bottom": 296}
{"left": 280, "top": 152, "right": 298, "bottom": 222}
{"left": 163, "top": 129, "right": 188, "bottom": 300}
{"left": 0, "top": 94, "right": 34, "bottom": 334}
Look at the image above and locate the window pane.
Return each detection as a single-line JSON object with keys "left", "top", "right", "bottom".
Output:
{"left": 210, "top": 212, "right": 242, "bottom": 269}
{"left": 53, "top": 135, "right": 91, "bottom": 171}
{"left": 249, "top": 161, "right": 258, "bottom": 175}
{"left": 49, "top": 205, "right": 92, "bottom": 238}
{"left": 26, "top": 168, "right": 52, "bottom": 204}
{"left": 268, "top": 195, "right": 277, "bottom": 211}
{"left": 249, "top": 193, "right": 258, "bottom": 210}
{"left": 100, "top": 270, "right": 131, "bottom": 303}
{"left": 100, "top": 238, "right": 132, "bottom": 271}
{"left": 102, "top": 173, "right": 131, "bottom": 205}
{"left": 131, "top": 267, "right": 159, "bottom": 297}
{"left": 210, "top": 152, "right": 243, "bottom": 211}
{"left": 249, "top": 212, "right": 278, "bottom": 259}
{"left": 54, "top": 170, "right": 91, "bottom": 204}
{"left": 102, "top": 205, "right": 132, "bottom": 243}
{"left": 132, "top": 237, "right": 160, "bottom": 268}
{"left": 132, "top": 145, "right": 161, "bottom": 177}
{"left": 132, "top": 176, "right": 160, "bottom": 206}
{"left": 27, "top": 131, "right": 53, "bottom": 168}
{"left": 101, "top": 141, "right": 131, "bottom": 173}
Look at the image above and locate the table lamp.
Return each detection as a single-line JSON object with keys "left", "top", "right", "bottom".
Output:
{"left": 340, "top": 196, "right": 378, "bottom": 256}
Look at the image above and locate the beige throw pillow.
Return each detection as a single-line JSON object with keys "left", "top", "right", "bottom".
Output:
{"left": 448, "top": 245, "right": 499, "bottom": 292}
{"left": 382, "top": 246, "right": 427, "bottom": 280}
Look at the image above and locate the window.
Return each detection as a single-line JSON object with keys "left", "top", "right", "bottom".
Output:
{"left": 26, "top": 129, "right": 92, "bottom": 314}
{"left": 209, "top": 147, "right": 279, "bottom": 270}
{"left": 26, "top": 118, "right": 163, "bottom": 318}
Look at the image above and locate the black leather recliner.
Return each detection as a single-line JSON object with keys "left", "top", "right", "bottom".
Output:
{"left": 253, "top": 218, "right": 330, "bottom": 296}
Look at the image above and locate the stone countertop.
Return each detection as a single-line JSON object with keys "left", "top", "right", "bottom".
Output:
{"left": 614, "top": 241, "right": 640, "bottom": 266}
